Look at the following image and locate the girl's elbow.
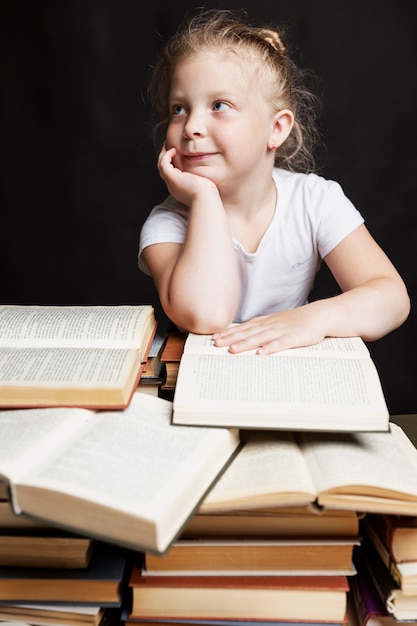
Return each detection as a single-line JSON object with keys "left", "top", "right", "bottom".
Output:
{"left": 166, "top": 302, "right": 236, "bottom": 335}
{"left": 397, "top": 288, "right": 411, "bottom": 327}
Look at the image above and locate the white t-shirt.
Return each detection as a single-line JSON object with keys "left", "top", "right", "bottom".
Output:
{"left": 138, "top": 168, "right": 364, "bottom": 322}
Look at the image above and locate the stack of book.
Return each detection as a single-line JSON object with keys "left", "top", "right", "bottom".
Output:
{"left": 0, "top": 535, "right": 128, "bottom": 626}
{"left": 1, "top": 465, "right": 124, "bottom": 626}
{"left": 348, "top": 542, "right": 409, "bottom": 626}
{"left": 347, "top": 413, "right": 417, "bottom": 625}
{"left": 159, "top": 331, "right": 187, "bottom": 395}
{"left": 134, "top": 504, "right": 360, "bottom": 622}
{"left": 137, "top": 331, "right": 168, "bottom": 397}
{"left": 3, "top": 313, "right": 417, "bottom": 624}
{"left": 123, "top": 407, "right": 417, "bottom": 625}
{"left": 353, "top": 512, "right": 417, "bottom": 623}
{"left": 0, "top": 392, "right": 239, "bottom": 626}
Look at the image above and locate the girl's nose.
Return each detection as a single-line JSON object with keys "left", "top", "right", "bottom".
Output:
{"left": 183, "top": 113, "right": 207, "bottom": 139}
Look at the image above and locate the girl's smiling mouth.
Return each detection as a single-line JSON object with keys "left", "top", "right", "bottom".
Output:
{"left": 183, "top": 152, "right": 218, "bottom": 162}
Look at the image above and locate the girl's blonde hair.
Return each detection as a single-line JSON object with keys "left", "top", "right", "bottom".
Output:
{"left": 148, "top": 8, "right": 322, "bottom": 173}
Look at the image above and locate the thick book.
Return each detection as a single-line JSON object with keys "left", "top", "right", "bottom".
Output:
{"left": 0, "top": 604, "right": 106, "bottom": 626}
{"left": 357, "top": 538, "right": 417, "bottom": 621}
{"left": 128, "top": 565, "right": 349, "bottom": 621}
{"left": 143, "top": 536, "right": 359, "bottom": 575}
{"left": 0, "top": 531, "right": 94, "bottom": 568}
{"left": 182, "top": 506, "right": 361, "bottom": 539}
{"left": 0, "top": 304, "right": 158, "bottom": 409}
{"left": 160, "top": 331, "right": 187, "bottom": 391}
{"left": 361, "top": 517, "right": 417, "bottom": 595}
{"left": 0, "top": 392, "right": 240, "bottom": 554}
{"left": 196, "top": 426, "right": 417, "bottom": 516}
{"left": 349, "top": 547, "right": 398, "bottom": 626}
{"left": 0, "top": 500, "right": 48, "bottom": 529}
{"left": 172, "top": 333, "right": 389, "bottom": 431}
{"left": 124, "top": 618, "right": 348, "bottom": 626}
{"left": 361, "top": 513, "right": 417, "bottom": 562}
{"left": 0, "top": 541, "right": 127, "bottom": 605}
{"left": 141, "top": 331, "right": 168, "bottom": 380}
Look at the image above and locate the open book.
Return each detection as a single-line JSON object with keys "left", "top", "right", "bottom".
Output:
{"left": 198, "top": 423, "right": 417, "bottom": 516}
{"left": 0, "top": 304, "right": 158, "bottom": 408}
{"left": 0, "top": 392, "right": 240, "bottom": 554}
{"left": 173, "top": 333, "right": 389, "bottom": 431}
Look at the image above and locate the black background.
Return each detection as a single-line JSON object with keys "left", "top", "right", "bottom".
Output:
{"left": 1, "top": 0, "right": 416, "bottom": 414}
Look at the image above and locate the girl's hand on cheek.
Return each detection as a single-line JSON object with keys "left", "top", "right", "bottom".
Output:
{"left": 158, "top": 144, "right": 218, "bottom": 206}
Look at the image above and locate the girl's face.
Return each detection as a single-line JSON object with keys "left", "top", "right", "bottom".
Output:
{"left": 165, "top": 51, "right": 277, "bottom": 193}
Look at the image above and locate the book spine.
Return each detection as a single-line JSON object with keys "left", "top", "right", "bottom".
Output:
{"left": 362, "top": 520, "right": 402, "bottom": 588}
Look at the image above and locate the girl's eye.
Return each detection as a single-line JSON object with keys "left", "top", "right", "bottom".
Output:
{"left": 213, "top": 101, "right": 230, "bottom": 112}
{"left": 172, "top": 104, "right": 186, "bottom": 116}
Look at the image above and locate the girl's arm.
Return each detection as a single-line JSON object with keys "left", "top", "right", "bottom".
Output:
{"left": 141, "top": 146, "right": 240, "bottom": 333}
{"left": 212, "top": 224, "right": 410, "bottom": 354}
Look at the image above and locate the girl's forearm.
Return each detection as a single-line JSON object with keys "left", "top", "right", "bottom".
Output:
{"left": 311, "top": 277, "right": 410, "bottom": 341}
{"left": 166, "top": 191, "right": 240, "bottom": 333}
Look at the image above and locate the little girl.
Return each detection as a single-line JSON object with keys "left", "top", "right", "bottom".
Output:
{"left": 139, "top": 9, "right": 410, "bottom": 354}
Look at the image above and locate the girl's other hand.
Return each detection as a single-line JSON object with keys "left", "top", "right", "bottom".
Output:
{"left": 212, "top": 303, "right": 328, "bottom": 355}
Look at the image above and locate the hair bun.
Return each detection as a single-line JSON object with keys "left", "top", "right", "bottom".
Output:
{"left": 259, "top": 28, "right": 286, "bottom": 54}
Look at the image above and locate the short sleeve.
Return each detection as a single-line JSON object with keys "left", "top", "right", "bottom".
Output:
{"left": 138, "top": 197, "right": 189, "bottom": 274}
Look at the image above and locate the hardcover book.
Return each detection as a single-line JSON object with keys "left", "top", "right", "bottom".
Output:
{"left": 172, "top": 332, "right": 389, "bottom": 431}
{"left": 197, "top": 426, "right": 417, "bottom": 516}
{"left": 0, "top": 304, "right": 158, "bottom": 409}
{"left": 128, "top": 565, "right": 349, "bottom": 621}
{"left": 0, "top": 393, "right": 240, "bottom": 554}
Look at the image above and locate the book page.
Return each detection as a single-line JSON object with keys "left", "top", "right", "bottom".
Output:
{"left": 200, "top": 431, "right": 317, "bottom": 512}
{"left": 299, "top": 423, "right": 417, "bottom": 502}
{"left": 13, "top": 393, "right": 240, "bottom": 552}
{"left": 184, "top": 332, "right": 370, "bottom": 358}
{"left": 0, "top": 347, "right": 139, "bottom": 386}
{"left": 0, "top": 305, "right": 153, "bottom": 348}
{"left": 174, "top": 353, "right": 388, "bottom": 423}
{"left": 0, "top": 407, "right": 91, "bottom": 485}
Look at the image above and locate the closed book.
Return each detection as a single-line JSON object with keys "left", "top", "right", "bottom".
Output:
{"left": 183, "top": 507, "right": 361, "bottom": 538}
{"left": 356, "top": 538, "right": 417, "bottom": 621}
{"left": 160, "top": 332, "right": 187, "bottom": 391}
{"left": 0, "top": 541, "right": 127, "bottom": 604}
{"left": 0, "top": 500, "right": 48, "bottom": 530}
{"left": 349, "top": 548, "right": 400, "bottom": 625}
{"left": 363, "top": 513, "right": 417, "bottom": 562}
{"left": 0, "top": 603, "right": 106, "bottom": 626}
{"left": 128, "top": 564, "right": 349, "bottom": 621}
{"left": 144, "top": 537, "right": 359, "bottom": 575}
{"left": 123, "top": 616, "right": 348, "bottom": 626}
{"left": 361, "top": 516, "right": 417, "bottom": 594}
{"left": 0, "top": 531, "right": 94, "bottom": 568}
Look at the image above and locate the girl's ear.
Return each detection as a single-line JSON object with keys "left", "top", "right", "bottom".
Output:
{"left": 269, "top": 109, "right": 294, "bottom": 150}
